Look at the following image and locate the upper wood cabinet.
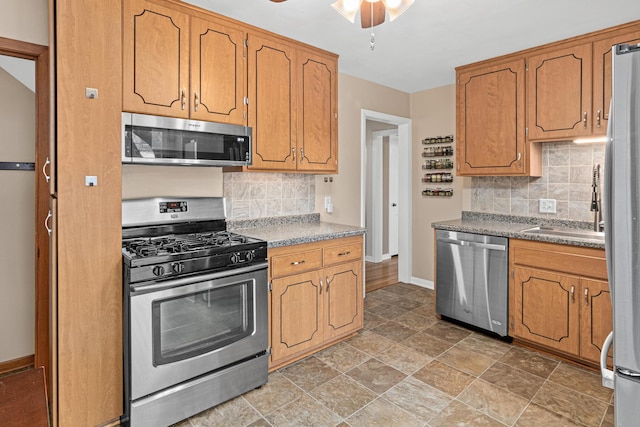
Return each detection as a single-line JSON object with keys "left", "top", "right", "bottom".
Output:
{"left": 247, "top": 34, "right": 338, "bottom": 173}
{"left": 123, "top": 0, "right": 247, "bottom": 125}
{"left": 592, "top": 31, "right": 640, "bottom": 136}
{"left": 457, "top": 59, "right": 540, "bottom": 176}
{"left": 297, "top": 49, "right": 338, "bottom": 173}
{"left": 527, "top": 43, "right": 593, "bottom": 141}
{"left": 457, "top": 21, "right": 640, "bottom": 175}
{"left": 247, "top": 33, "right": 297, "bottom": 171}
{"left": 527, "top": 27, "right": 640, "bottom": 141}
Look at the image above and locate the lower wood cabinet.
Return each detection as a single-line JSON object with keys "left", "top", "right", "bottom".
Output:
{"left": 268, "top": 235, "right": 364, "bottom": 370}
{"left": 509, "top": 239, "right": 612, "bottom": 366}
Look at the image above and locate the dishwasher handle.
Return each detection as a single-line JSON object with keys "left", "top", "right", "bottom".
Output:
{"left": 437, "top": 237, "right": 506, "bottom": 251}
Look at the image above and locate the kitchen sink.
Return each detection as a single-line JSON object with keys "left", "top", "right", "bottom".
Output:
{"left": 520, "top": 226, "right": 605, "bottom": 242}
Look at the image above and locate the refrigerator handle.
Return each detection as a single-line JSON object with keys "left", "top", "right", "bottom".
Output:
{"left": 600, "top": 331, "right": 614, "bottom": 389}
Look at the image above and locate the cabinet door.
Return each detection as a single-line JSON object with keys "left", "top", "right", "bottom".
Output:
{"left": 527, "top": 43, "right": 592, "bottom": 140}
{"left": 247, "top": 33, "right": 296, "bottom": 171}
{"left": 190, "top": 17, "right": 246, "bottom": 125}
{"left": 593, "top": 32, "right": 640, "bottom": 136}
{"left": 296, "top": 50, "right": 338, "bottom": 173}
{"left": 580, "top": 279, "right": 613, "bottom": 364}
{"left": 457, "top": 59, "right": 526, "bottom": 175}
{"left": 123, "top": 0, "right": 190, "bottom": 117}
{"left": 512, "top": 267, "right": 580, "bottom": 356}
{"left": 271, "top": 270, "right": 324, "bottom": 363}
{"left": 324, "top": 262, "right": 363, "bottom": 342}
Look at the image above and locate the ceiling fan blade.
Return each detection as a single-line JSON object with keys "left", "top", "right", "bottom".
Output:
{"left": 360, "top": 1, "right": 385, "bottom": 28}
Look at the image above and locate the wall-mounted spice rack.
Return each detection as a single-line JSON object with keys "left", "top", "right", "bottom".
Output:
{"left": 421, "top": 135, "right": 454, "bottom": 197}
{"left": 422, "top": 188, "right": 454, "bottom": 197}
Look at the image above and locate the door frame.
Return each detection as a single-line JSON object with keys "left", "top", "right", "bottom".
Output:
{"left": 387, "top": 134, "right": 399, "bottom": 257}
{"left": 360, "top": 109, "right": 412, "bottom": 284}
{"left": 370, "top": 129, "right": 398, "bottom": 263}
{"left": 0, "top": 37, "right": 50, "bottom": 380}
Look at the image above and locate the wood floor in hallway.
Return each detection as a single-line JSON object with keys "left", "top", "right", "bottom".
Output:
{"left": 365, "top": 256, "right": 399, "bottom": 293}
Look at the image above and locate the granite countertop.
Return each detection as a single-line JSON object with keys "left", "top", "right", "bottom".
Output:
{"left": 432, "top": 211, "right": 605, "bottom": 249}
{"left": 228, "top": 213, "right": 365, "bottom": 248}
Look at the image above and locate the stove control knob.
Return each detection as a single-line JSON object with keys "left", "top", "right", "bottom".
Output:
{"left": 230, "top": 252, "right": 240, "bottom": 264}
{"left": 246, "top": 250, "right": 255, "bottom": 262}
{"left": 152, "top": 266, "right": 165, "bottom": 277}
{"left": 171, "top": 262, "right": 184, "bottom": 274}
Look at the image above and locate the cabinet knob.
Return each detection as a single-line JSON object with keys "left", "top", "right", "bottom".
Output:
{"left": 583, "top": 111, "right": 588, "bottom": 129}
{"left": 181, "top": 89, "right": 186, "bottom": 110}
{"left": 570, "top": 285, "right": 575, "bottom": 303}
{"left": 292, "top": 147, "right": 296, "bottom": 163}
{"left": 194, "top": 92, "right": 199, "bottom": 112}
{"left": 596, "top": 110, "right": 602, "bottom": 128}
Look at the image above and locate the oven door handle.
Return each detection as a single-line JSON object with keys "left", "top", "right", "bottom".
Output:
{"left": 130, "top": 261, "right": 268, "bottom": 295}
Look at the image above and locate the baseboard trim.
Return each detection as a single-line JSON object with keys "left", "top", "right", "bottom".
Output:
{"left": 410, "top": 277, "right": 434, "bottom": 290}
{"left": 0, "top": 354, "right": 35, "bottom": 376}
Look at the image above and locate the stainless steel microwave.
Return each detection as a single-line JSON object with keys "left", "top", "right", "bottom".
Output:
{"left": 122, "top": 113, "right": 252, "bottom": 167}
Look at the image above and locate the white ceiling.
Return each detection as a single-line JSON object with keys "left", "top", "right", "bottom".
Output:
{"left": 184, "top": 0, "right": 640, "bottom": 93}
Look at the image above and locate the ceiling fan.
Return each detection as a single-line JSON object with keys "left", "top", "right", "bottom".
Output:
{"left": 269, "top": 0, "right": 415, "bottom": 29}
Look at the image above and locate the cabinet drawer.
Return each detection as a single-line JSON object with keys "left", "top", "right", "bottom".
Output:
{"left": 512, "top": 242, "right": 607, "bottom": 280}
{"left": 270, "top": 249, "right": 323, "bottom": 278}
{"left": 323, "top": 242, "right": 362, "bottom": 267}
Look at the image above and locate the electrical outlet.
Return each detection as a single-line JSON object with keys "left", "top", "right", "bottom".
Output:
{"left": 539, "top": 199, "right": 556, "bottom": 214}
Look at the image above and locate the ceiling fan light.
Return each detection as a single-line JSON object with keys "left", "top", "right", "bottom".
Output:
{"left": 331, "top": 0, "right": 361, "bottom": 23}
{"left": 382, "top": 0, "right": 415, "bottom": 21}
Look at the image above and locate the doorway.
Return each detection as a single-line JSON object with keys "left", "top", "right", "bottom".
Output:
{"left": 0, "top": 37, "right": 50, "bottom": 380}
{"left": 360, "top": 109, "right": 411, "bottom": 284}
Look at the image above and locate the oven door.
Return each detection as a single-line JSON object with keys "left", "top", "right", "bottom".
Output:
{"left": 128, "top": 262, "right": 267, "bottom": 400}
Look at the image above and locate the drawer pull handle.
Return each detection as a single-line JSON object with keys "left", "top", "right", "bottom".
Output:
{"left": 319, "top": 278, "right": 323, "bottom": 294}
{"left": 571, "top": 285, "right": 575, "bottom": 303}
{"left": 338, "top": 251, "right": 351, "bottom": 256}
{"left": 583, "top": 111, "right": 588, "bottom": 128}
{"left": 585, "top": 287, "right": 589, "bottom": 306}
{"left": 290, "top": 260, "right": 306, "bottom": 266}
{"left": 326, "top": 276, "right": 330, "bottom": 292}
{"left": 596, "top": 110, "right": 602, "bottom": 128}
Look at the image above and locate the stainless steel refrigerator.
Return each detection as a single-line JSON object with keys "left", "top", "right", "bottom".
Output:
{"left": 601, "top": 42, "right": 640, "bottom": 426}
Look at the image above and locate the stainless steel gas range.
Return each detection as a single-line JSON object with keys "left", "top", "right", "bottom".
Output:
{"left": 121, "top": 197, "right": 268, "bottom": 427}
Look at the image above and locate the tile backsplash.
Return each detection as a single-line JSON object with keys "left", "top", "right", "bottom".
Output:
{"left": 223, "top": 172, "right": 316, "bottom": 219}
{"left": 470, "top": 142, "right": 605, "bottom": 222}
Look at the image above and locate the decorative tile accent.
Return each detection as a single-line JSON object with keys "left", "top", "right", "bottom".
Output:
{"left": 470, "top": 142, "right": 605, "bottom": 221}
{"left": 223, "top": 172, "right": 315, "bottom": 220}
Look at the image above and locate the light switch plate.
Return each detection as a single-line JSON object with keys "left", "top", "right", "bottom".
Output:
{"left": 85, "top": 176, "right": 98, "bottom": 187}
{"left": 539, "top": 198, "right": 556, "bottom": 213}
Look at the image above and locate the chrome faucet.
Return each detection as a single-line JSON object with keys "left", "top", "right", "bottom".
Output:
{"left": 591, "top": 163, "right": 603, "bottom": 231}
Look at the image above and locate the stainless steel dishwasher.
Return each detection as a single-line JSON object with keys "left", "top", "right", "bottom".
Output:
{"left": 435, "top": 229, "right": 508, "bottom": 336}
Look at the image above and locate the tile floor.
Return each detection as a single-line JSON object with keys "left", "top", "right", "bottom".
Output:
{"left": 174, "top": 283, "right": 615, "bottom": 427}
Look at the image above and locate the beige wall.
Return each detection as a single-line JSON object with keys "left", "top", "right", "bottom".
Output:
{"left": 122, "top": 165, "right": 223, "bottom": 199}
{"left": 316, "top": 73, "right": 410, "bottom": 227}
{"left": 0, "top": 67, "right": 36, "bottom": 362}
{"left": 0, "top": 0, "right": 48, "bottom": 46}
{"left": 410, "top": 84, "right": 471, "bottom": 284}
